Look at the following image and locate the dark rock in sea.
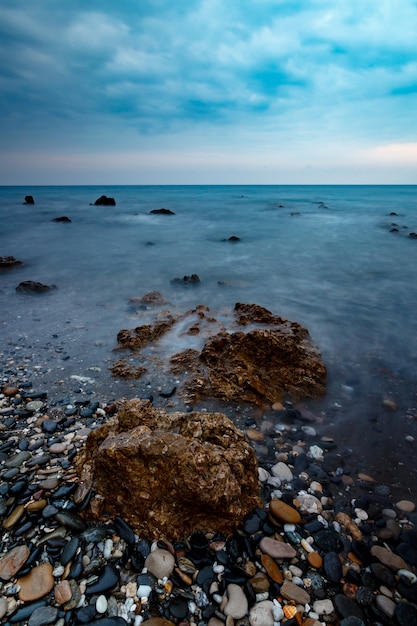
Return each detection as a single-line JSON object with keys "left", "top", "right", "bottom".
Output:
{"left": 0, "top": 256, "right": 23, "bottom": 269}
{"left": 226, "top": 235, "right": 241, "bottom": 241}
{"left": 409, "top": 232, "right": 417, "bottom": 239}
{"left": 149, "top": 208, "right": 175, "bottom": 215}
{"left": 170, "top": 274, "right": 201, "bottom": 285}
{"left": 51, "top": 216, "right": 71, "bottom": 222}
{"left": 24, "top": 195, "right": 35, "bottom": 204}
{"left": 93, "top": 195, "right": 116, "bottom": 206}
{"left": 16, "top": 281, "right": 57, "bottom": 295}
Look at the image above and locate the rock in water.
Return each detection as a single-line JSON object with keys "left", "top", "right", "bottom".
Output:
{"left": 75, "top": 399, "right": 262, "bottom": 539}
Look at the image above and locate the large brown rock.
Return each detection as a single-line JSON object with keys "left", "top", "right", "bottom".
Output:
{"left": 75, "top": 399, "right": 261, "bottom": 540}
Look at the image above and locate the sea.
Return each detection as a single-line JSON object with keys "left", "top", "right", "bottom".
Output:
{"left": 1, "top": 185, "right": 417, "bottom": 494}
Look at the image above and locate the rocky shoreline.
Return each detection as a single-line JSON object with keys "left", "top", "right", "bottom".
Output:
{"left": 1, "top": 365, "right": 417, "bottom": 626}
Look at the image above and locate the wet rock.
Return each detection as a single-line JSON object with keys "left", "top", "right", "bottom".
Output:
{"left": 93, "top": 195, "right": 116, "bottom": 206}
{"left": 324, "top": 551, "right": 343, "bottom": 583}
{"left": 28, "top": 605, "right": 58, "bottom": 626}
{"left": 395, "top": 601, "right": 417, "bottom": 626}
{"left": 150, "top": 208, "right": 175, "bottom": 215}
{"left": 249, "top": 599, "right": 275, "bottom": 626}
{"left": 145, "top": 548, "right": 175, "bottom": 579}
{"left": 76, "top": 399, "right": 261, "bottom": 539}
{"left": 222, "top": 583, "right": 248, "bottom": 619}
{"left": 17, "top": 562, "right": 54, "bottom": 601}
{"left": 51, "top": 216, "right": 71, "bottom": 222}
{"left": 280, "top": 579, "right": 310, "bottom": 604}
{"left": 171, "top": 273, "right": 201, "bottom": 284}
{"left": 259, "top": 536, "right": 297, "bottom": 559}
{"left": 0, "top": 544, "right": 30, "bottom": 581}
{"left": 371, "top": 545, "right": 408, "bottom": 570}
{"left": 269, "top": 499, "right": 301, "bottom": 524}
{"left": 24, "top": 195, "right": 35, "bottom": 204}
{"left": 0, "top": 255, "right": 23, "bottom": 269}
{"left": 16, "top": 281, "right": 57, "bottom": 295}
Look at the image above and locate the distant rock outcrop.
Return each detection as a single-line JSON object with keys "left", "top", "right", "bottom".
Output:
{"left": 149, "top": 208, "right": 175, "bottom": 215}
{"left": 75, "top": 399, "right": 261, "bottom": 539}
{"left": 93, "top": 195, "right": 116, "bottom": 206}
{"left": 23, "top": 195, "right": 35, "bottom": 205}
{"left": 0, "top": 256, "right": 23, "bottom": 269}
{"left": 16, "top": 281, "right": 57, "bottom": 295}
{"left": 170, "top": 274, "right": 201, "bottom": 285}
{"left": 51, "top": 216, "right": 71, "bottom": 223}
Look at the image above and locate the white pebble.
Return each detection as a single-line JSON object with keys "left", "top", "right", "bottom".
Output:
{"left": 405, "top": 435, "right": 414, "bottom": 442}
{"left": 103, "top": 538, "right": 113, "bottom": 559}
{"left": 134, "top": 616, "right": 143, "bottom": 626}
{"left": 301, "top": 425, "right": 316, "bottom": 436}
{"left": 272, "top": 599, "right": 284, "bottom": 621}
{"left": 137, "top": 584, "right": 152, "bottom": 599}
{"left": 53, "top": 565, "right": 65, "bottom": 577}
{"left": 258, "top": 467, "right": 270, "bottom": 482}
{"left": 213, "top": 563, "right": 224, "bottom": 574}
{"left": 354, "top": 508, "right": 368, "bottom": 521}
{"left": 256, "top": 591, "right": 269, "bottom": 602}
{"left": 398, "top": 569, "right": 417, "bottom": 584}
{"left": 284, "top": 524, "right": 296, "bottom": 533}
{"left": 96, "top": 595, "right": 108, "bottom": 614}
{"left": 307, "top": 445, "right": 324, "bottom": 460}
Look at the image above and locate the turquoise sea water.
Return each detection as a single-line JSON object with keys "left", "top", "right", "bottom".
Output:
{"left": 1, "top": 185, "right": 417, "bottom": 490}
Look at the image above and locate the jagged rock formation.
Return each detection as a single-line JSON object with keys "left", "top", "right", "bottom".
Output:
{"left": 75, "top": 399, "right": 261, "bottom": 539}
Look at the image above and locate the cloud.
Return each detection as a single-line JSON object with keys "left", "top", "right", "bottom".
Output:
{"left": 1, "top": 0, "right": 417, "bottom": 182}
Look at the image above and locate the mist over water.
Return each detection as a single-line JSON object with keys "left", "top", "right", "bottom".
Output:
{"left": 1, "top": 185, "right": 417, "bottom": 491}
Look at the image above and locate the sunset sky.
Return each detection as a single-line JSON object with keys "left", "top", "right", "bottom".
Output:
{"left": 1, "top": 0, "right": 417, "bottom": 185}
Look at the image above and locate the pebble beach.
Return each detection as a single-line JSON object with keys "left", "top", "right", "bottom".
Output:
{"left": 1, "top": 357, "right": 417, "bottom": 626}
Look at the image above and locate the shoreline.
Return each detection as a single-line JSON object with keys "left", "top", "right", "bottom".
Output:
{"left": 1, "top": 358, "right": 417, "bottom": 625}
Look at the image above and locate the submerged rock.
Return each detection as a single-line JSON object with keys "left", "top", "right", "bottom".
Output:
{"left": 16, "top": 281, "right": 57, "bottom": 294}
{"left": 75, "top": 398, "right": 262, "bottom": 539}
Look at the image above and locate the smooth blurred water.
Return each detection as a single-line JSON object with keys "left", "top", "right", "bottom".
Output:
{"left": 1, "top": 185, "right": 417, "bottom": 413}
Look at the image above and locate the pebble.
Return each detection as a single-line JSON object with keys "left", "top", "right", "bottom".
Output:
{"left": 222, "top": 583, "right": 248, "bottom": 619}
{"left": 1, "top": 378, "right": 417, "bottom": 626}
{"left": 144, "top": 548, "right": 175, "bottom": 579}
{"left": 17, "top": 562, "right": 55, "bottom": 601}
{"left": 0, "top": 544, "right": 30, "bottom": 581}
{"left": 269, "top": 498, "right": 301, "bottom": 524}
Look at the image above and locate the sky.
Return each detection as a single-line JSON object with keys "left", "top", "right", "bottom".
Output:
{"left": 1, "top": 0, "right": 417, "bottom": 185}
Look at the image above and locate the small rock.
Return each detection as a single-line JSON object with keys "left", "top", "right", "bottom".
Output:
{"left": 249, "top": 600, "right": 275, "bottom": 626}
{"left": 259, "top": 536, "right": 297, "bottom": 559}
{"left": 269, "top": 499, "right": 301, "bottom": 524}
{"left": 145, "top": 548, "right": 175, "bottom": 579}
{"left": 280, "top": 579, "right": 310, "bottom": 605}
{"left": 0, "top": 544, "right": 30, "bottom": 581}
{"left": 222, "top": 583, "right": 248, "bottom": 619}
{"left": 396, "top": 499, "right": 415, "bottom": 513}
{"left": 375, "top": 593, "right": 396, "bottom": 617}
{"left": 313, "top": 598, "right": 335, "bottom": 615}
{"left": 18, "top": 562, "right": 54, "bottom": 601}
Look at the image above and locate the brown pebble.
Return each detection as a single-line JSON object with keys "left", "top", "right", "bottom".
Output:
{"left": 271, "top": 401, "right": 284, "bottom": 411}
{"left": 269, "top": 499, "right": 301, "bottom": 524}
{"left": 246, "top": 428, "right": 264, "bottom": 442}
{"left": 261, "top": 554, "right": 283, "bottom": 583}
{"left": 25, "top": 498, "right": 48, "bottom": 512}
{"left": 18, "top": 562, "right": 54, "bottom": 601}
{"left": 2, "top": 386, "right": 19, "bottom": 396}
{"left": 307, "top": 551, "right": 323, "bottom": 569}
{"left": 357, "top": 473, "right": 375, "bottom": 483}
{"left": 259, "top": 536, "right": 297, "bottom": 559}
{"left": 382, "top": 399, "right": 397, "bottom": 410}
{"left": 3, "top": 504, "right": 25, "bottom": 529}
{"left": 0, "top": 545, "right": 30, "bottom": 582}
{"left": 55, "top": 579, "right": 73, "bottom": 605}
{"left": 248, "top": 571, "right": 270, "bottom": 593}
{"left": 396, "top": 499, "right": 415, "bottom": 513}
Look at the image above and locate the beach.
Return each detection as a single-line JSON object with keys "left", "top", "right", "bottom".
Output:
{"left": 1, "top": 185, "right": 417, "bottom": 624}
